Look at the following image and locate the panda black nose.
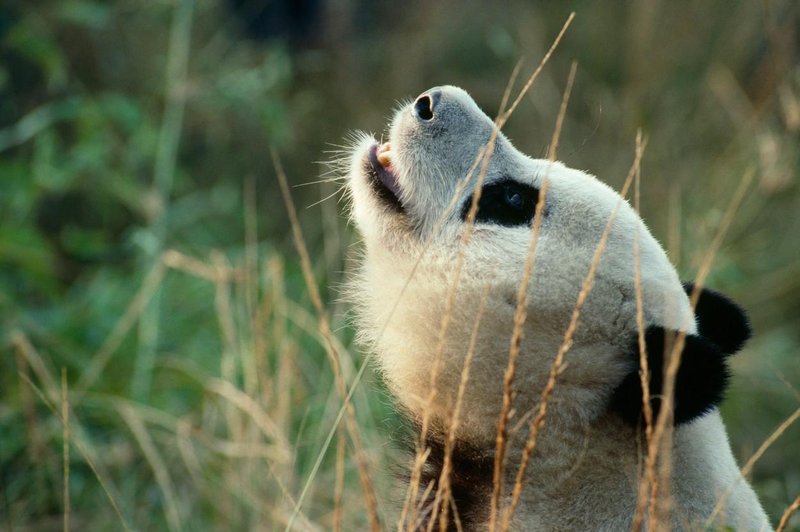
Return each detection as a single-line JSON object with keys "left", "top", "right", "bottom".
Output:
{"left": 414, "top": 89, "right": 441, "bottom": 121}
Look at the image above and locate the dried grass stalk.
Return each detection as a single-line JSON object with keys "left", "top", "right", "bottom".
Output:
{"left": 62, "top": 368, "right": 70, "bottom": 532}
{"left": 485, "top": 16, "right": 576, "bottom": 531}
{"left": 275, "top": 150, "right": 382, "bottom": 532}
{"left": 776, "top": 494, "right": 800, "bottom": 532}
{"left": 707, "top": 406, "right": 800, "bottom": 527}
{"left": 497, "top": 60, "right": 578, "bottom": 531}
{"left": 15, "top": 357, "right": 130, "bottom": 530}
{"left": 501, "top": 131, "right": 644, "bottom": 532}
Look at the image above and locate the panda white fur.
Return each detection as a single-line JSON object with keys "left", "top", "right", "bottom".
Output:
{"left": 345, "top": 86, "right": 771, "bottom": 531}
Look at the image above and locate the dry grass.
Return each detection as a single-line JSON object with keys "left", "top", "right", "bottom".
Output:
{"left": 776, "top": 495, "right": 800, "bottom": 532}
{"left": 61, "top": 368, "right": 70, "bottom": 532}
{"left": 632, "top": 167, "right": 756, "bottom": 531}
{"left": 428, "top": 62, "right": 526, "bottom": 532}
{"left": 497, "top": 61, "right": 576, "bottom": 531}
{"left": 275, "top": 149, "right": 381, "bottom": 531}
{"left": 401, "top": 44, "right": 525, "bottom": 532}
{"left": 485, "top": 17, "right": 577, "bottom": 530}
{"left": 706, "top": 406, "right": 800, "bottom": 528}
{"left": 432, "top": 284, "right": 491, "bottom": 532}
{"left": 629, "top": 136, "right": 655, "bottom": 532}
{"left": 13, "top": 332, "right": 132, "bottom": 530}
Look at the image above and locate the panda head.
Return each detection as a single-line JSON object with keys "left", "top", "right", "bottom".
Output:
{"left": 346, "top": 86, "right": 750, "bottom": 446}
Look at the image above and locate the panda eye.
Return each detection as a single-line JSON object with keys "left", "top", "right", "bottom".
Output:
{"left": 460, "top": 179, "right": 541, "bottom": 227}
{"left": 505, "top": 188, "right": 524, "bottom": 210}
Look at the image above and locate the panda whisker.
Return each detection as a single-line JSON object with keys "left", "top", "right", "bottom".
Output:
{"left": 305, "top": 187, "right": 344, "bottom": 209}
{"left": 293, "top": 177, "right": 345, "bottom": 188}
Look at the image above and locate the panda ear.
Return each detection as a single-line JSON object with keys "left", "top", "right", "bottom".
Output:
{"left": 610, "top": 326, "right": 730, "bottom": 426}
{"left": 683, "top": 282, "right": 752, "bottom": 355}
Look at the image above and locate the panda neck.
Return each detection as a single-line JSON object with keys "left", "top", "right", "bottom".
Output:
{"left": 414, "top": 412, "right": 642, "bottom": 529}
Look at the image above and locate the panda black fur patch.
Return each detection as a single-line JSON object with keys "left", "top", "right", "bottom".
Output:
{"left": 462, "top": 179, "right": 541, "bottom": 227}
{"left": 610, "top": 326, "right": 730, "bottom": 426}
{"left": 402, "top": 424, "right": 492, "bottom": 531}
{"left": 683, "top": 282, "right": 752, "bottom": 355}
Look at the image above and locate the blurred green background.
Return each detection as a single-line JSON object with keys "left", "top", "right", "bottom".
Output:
{"left": 1, "top": 0, "right": 798, "bottom": 530}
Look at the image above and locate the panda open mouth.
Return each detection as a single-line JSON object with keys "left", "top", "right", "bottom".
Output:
{"left": 367, "top": 142, "right": 403, "bottom": 212}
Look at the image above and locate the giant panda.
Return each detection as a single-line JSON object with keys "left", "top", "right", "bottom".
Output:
{"left": 344, "top": 85, "right": 771, "bottom": 531}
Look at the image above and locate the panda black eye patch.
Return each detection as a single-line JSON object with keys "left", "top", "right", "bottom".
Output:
{"left": 460, "top": 179, "right": 541, "bottom": 227}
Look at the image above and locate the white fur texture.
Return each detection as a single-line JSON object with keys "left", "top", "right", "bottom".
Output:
{"left": 345, "top": 86, "right": 770, "bottom": 530}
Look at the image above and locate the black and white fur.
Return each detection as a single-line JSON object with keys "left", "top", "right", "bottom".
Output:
{"left": 345, "top": 86, "right": 771, "bottom": 530}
